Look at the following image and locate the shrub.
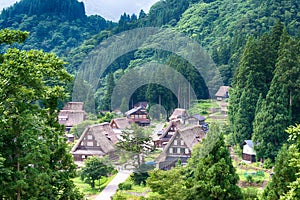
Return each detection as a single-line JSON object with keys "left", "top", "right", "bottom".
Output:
{"left": 246, "top": 175, "right": 253, "bottom": 183}
{"left": 242, "top": 187, "right": 259, "bottom": 200}
{"left": 130, "top": 171, "right": 149, "bottom": 186}
{"left": 263, "top": 158, "right": 273, "bottom": 169}
{"left": 118, "top": 182, "right": 132, "bottom": 190}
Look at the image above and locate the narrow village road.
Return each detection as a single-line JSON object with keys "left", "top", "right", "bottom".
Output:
{"left": 95, "top": 170, "right": 132, "bottom": 200}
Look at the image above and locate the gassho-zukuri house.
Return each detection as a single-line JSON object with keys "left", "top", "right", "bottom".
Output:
{"left": 156, "top": 125, "right": 206, "bottom": 170}
{"left": 71, "top": 122, "right": 118, "bottom": 162}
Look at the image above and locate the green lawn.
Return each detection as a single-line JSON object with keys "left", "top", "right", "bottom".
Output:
{"left": 73, "top": 173, "right": 117, "bottom": 199}
{"left": 113, "top": 177, "right": 150, "bottom": 200}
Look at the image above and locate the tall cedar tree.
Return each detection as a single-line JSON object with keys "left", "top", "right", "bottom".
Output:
{"left": 229, "top": 23, "right": 283, "bottom": 145}
{"left": 103, "top": 72, "right": 115, "bottom": 111}
{"left": 0, "top": 29, "right": 83, "bottom": 199}
{"left": 252, "top": 30, "right": 299, "bottom": 160}
{"left": 186, "top": 124, "right": 242, "bottom": 200}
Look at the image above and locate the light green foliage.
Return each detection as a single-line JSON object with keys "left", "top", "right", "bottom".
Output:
{"left": 0, "top": 29, "right": 29, "bottom": 44}
{"left": 147, "top": 168, "right": 187, "bottom": 200}
{"left": 117, "top": 124, "right": 153, "bottom": 168}
{"left": 0, "top": 29, "right": 82, "bottom": 199}
{"left": 81, "top": 156, "right": 114, "bottom": 189}
{"left": 280, "top": 125, "right": 300, "bottom": 199}
{"left": 261, "top": 144, "right": 297, "bottom": 200}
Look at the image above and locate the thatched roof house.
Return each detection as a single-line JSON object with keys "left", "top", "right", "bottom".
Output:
{"left": 153, "top": 120, "right": 182, "bottom": 148}
{"left": 215, "top": 86, "right": 230, "bottom": 100}
{"left": 71, "top": 122, "right": 118, "bottom": 162}
{"left": 169, "top": 108, "right": 189, "bottom": 121}
{"left": 58, "top": 102, "right": 87, "bottom": 131}
{"left": 110, "top": 117, "right": 132, "bottom": 130}
{"left": 156, "top": 125, "right": 206, "bottom": 170}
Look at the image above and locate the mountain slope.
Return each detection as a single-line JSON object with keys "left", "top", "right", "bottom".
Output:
{"left": 0, "top": 0, "right": 114, "bottom": 69}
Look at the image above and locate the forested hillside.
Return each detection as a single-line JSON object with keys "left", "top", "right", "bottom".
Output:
{"left": 0, "top": 0, "right": 114, "bottom": 66}
{"left": 1, "top": 0, "right": 300, "bottom": 114}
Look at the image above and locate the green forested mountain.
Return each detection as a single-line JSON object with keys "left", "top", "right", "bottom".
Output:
{"left": 0, "top": 0, "right": 114, "bottom": 68}
{"left": 1, "top": 0, "right": 300, "bottom": 114}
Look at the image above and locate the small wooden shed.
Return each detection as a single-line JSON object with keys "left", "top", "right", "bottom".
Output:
{"left": 242, "top": 140, "right": 256, "bottom": 163}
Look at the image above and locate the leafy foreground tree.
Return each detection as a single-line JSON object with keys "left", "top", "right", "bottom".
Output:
{"left": 81, "top": 156, "right": 114, "bottom": 189}
{"left": 147, "top": 167, "right": 187, "bottom": 200}
{"left": 280, "top": 124, "right": 300, "bottom": 199}
{"left": 0, "top": 29, "right": 83, "bottom": 199}
{"left": 261, "top": 144, "right": 297, "bottom": 200}
{"left": 117, "top": 123, "right": 152, "bottom": 169}
{"left": 186, "top": 124, "right": 242, "bottom": 200}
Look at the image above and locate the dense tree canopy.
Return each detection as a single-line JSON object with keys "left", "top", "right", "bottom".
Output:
{"left": 0, "top": 29, "right": 82, "bottom": 199}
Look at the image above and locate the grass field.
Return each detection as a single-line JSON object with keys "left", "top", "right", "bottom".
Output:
{"left": 73, "top": 173, "right": 117, "bottom": 199}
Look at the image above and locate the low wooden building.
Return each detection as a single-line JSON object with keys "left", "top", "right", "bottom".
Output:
{"left": 242, "top": 140, "right": 256, "bottom": 163}
{"left": 58, "top": 102, "right": 87, "bottom": 132}
{"left": 125, "top": 106, "right": 150, "bottom": 126}
{"left": 156, "top": 125, "right": 206, "bottom": 170}
{"left": 71, "top": 123, "right": 118, "bottom": 162}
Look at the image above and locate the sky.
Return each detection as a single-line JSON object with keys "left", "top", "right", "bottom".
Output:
{"left": 0, "top": 0, "right": 160, "bottom": 21}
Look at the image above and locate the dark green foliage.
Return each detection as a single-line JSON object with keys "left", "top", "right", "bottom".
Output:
{"left": 102, "top": 73, "right": 115, "bottom": 111}
{"left": 1, "top": 0, "right": 86, "bottom": 20}
{"left": 118, "top": 182, "right": 132, "bottom": 190}
{"left": 186, "top": 124, "right": 242, "bottom": 200}
{"left": 130, "top": 171, "right": 150, "bottom": 186}
{"left": 81, "top": 156, "right": 114, "bottom": 189}
{"left": 252, "top": 30, "right": 300, "bottom": 160}
{"left": 0, "top": 0, "right": 113, "bottom": 73}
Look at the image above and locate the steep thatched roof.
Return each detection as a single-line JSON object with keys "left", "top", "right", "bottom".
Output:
{"left": 169, "top": 108, "right": 188, "bottom": 121}
{"left": 71, "top": 123, "right": 118, "bottom": 156}
{"left": 156, "top": 125, "right": 206, "bottom": 163}
{"left": 159, "top": 119, "right": 182, "bottom": 139}
{"left": 215, "top": 86, "right": 230, "bottom": 98}
{"left": 58, "top": 102, "right": 87, "bottom": 127}
{"left": 63, "top": 102, "right": 85, "bottom": 110}
{"left": 110, "top": 117, "right": 131, "bottom": 130}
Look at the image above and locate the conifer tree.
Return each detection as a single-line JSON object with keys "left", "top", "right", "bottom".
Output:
{"left": 186, "top": 124, "right": 242, "bottom": 200}
{"left": 252, "top": 30, "right": 298, "bottom": 160}
{"left": 103, "top": 72, "right": 115, "bottom": 110}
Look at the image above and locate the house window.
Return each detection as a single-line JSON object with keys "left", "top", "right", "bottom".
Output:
{"left": 185, "top": 148, "right": 189, "bottom": 154}
{"left": 177, "top": 148, "right": 181, "bottom": 154}
{"left": 169, "top": 148, "right": 173, "bottom": 154}
{"left": 87, "top": 141, "right": 94, "bottom": 146}
{"left": 87, "top": 135, "right": 93, "bottom": 140}
{"left": 82, "top": 155, "right": 86, "bottom": 159}
{"left": 174, "top": 140, "right": 177, "bottom": 146}
{"left": 180, "top": 140, "right": 184, "bottom": 146}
